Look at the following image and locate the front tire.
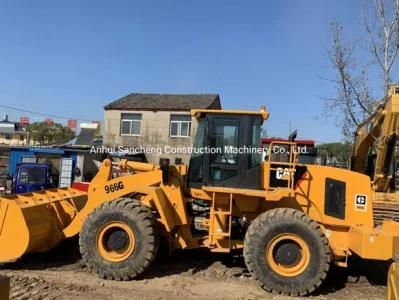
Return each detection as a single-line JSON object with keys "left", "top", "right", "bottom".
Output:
{"left": 80, "top": 198, "right": 159, "bottom": 280}
{"left": 244, "top": 208, "right": 331, "bottom": 296}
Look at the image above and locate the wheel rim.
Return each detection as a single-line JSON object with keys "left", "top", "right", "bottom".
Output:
{"left": 266, "top": 233, "right": 310, "bottom": 277}
{"left": 96, "top": 221, "right": 135, "bottom": 262}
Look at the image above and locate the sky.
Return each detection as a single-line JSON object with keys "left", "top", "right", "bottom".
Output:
{"left": 0, "top": 0, "right": 398, "bottom": 143}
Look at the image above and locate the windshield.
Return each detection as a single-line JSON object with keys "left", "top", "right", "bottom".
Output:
{"left": 19, "top": 167, "right": 47, "bottom": 185}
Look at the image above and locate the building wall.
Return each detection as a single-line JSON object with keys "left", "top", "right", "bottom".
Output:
{"left": 0, "top": 133, "right": 27, "bottom": 146}
{"left": 104, "top": 110, "right": 198, "bottom": 164}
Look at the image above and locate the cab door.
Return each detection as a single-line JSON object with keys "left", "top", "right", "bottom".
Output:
{"left": 188, "top": 114, "right": 262, "bottom": 189}
{"left": 207, "top": 116, "right": 241, "bottom": 187}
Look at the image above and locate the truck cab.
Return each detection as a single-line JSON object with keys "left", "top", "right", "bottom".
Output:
{"left": 12, "top": 163, "right": 55, "bottom": 194}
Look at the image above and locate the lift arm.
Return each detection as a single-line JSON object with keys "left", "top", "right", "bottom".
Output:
{"left": 63, "top": 159, "right": 164, "bottom": 237}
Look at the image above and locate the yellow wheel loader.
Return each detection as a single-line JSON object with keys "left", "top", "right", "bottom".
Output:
{"left": 1, "top": 107, "right": 399, "bottom": 296}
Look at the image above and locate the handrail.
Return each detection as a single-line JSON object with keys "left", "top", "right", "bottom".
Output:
{"left": 266, "top": 142, "right": 298, "bottom": 190}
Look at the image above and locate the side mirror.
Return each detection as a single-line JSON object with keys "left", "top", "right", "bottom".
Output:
{"left": 73, "top": 167, "right": 82, "bottom": 177}
{"left": 159, "top": 158, "right": 170, "bottom": 184}
{"left": 288, "top": 130, "right": 298, "bottom": 142}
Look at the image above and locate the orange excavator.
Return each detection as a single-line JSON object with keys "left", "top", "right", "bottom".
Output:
{"left": 351, "top": 83, "right": 399, "bottom": 223}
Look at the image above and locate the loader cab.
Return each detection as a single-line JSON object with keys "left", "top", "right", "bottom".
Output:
{"left": 188, "top": 110, "right": 265, "bottom": 189}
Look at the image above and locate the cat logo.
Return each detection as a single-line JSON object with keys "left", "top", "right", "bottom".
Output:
{"left": 355, "top": 194, "right": 367, "bottom": 212}
{"left": 276, "top": 168, "right": 290, "bottom": 180}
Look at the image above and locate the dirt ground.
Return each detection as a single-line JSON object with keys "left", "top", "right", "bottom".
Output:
{"left": 0, "top": 239, "right": 390, "bottom": 300}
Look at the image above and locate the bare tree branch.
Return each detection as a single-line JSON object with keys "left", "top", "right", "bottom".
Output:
{"left": 324, "top": 21, "right": 374, "bottom": 138}
{"left": 366, "top": 0, "right": 399, "bottom": 95}
{"left": 324, "top": 1, "right": 399, "bottom": 139}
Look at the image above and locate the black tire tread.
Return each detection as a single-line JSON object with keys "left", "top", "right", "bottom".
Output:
{"left": 244, "top": 208, "right": 331, "bottom": 296}
{"left": 79, "top": 198, "right": 159, "bottom": 280}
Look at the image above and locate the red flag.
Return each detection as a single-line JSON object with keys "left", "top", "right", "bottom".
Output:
{"left": 68, "top": 119, "right": 77, "bottom": 129}
{"left": 20, "top": 116, "right": 30, "bottom": 125}
{"left": 45, "top": 118, "right": 54, "bottom": 125}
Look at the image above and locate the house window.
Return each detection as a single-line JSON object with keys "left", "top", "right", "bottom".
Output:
{"left": 4, "top": 133, "right": 12, "bottom": 140}
{"left": 121, "top": 113, "right": 142, "bottom": 136}
{"left": 170, "top": 115, "right": 191, "bottom": 137}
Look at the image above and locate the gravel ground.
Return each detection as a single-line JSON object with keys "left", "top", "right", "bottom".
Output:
{"left": 0, "top": 239, "right": 389, "bottom": 300}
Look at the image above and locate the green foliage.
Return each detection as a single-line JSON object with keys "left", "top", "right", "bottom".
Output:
{"left": 317, "top": 142, "right": 353, "bottom": 164}
{"left": 28, "top": 122, "right": 75, "bottom": 145}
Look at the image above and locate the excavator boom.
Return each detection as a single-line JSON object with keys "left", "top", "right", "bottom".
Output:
{"left": 351, "top": 84, "right": 399, "bottom": 192}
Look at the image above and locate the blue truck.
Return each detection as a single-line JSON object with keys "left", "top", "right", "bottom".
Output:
{"left": 11, "top": 163, "right": 55, "bottom": 194}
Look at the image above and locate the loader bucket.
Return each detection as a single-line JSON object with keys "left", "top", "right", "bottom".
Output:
{"left": 0, "top": 188, "right": 87, "bottom": 263}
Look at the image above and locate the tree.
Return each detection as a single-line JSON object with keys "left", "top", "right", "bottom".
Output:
{"left": 326, "top": 21, "right": 374, "bottom": 139}
{"left": 325, "top": 0, "right": 399, "bottom": 139}
{"left": 365, "top": 0, "right": 399, "bottom": 96}
{"left": 317, "top": 142, "right": 353, "bottom": 166}
{"left": 28, "top": 122, "right": 75, "bottom": 145}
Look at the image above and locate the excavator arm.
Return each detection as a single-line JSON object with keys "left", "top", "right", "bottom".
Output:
{"left": 351, "top": 84, "right": 399, "bottom": 192}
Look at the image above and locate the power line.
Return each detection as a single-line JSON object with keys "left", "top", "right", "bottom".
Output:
{"left": 0, "top": 104, "right": 95, "bottom": 122}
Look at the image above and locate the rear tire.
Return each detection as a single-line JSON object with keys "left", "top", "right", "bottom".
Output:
{"left": 244, "top": 208, "right": 330, "bottom": 296}
{"left": 79, "top": 198, "right": 159, "bottom": 280}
